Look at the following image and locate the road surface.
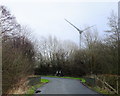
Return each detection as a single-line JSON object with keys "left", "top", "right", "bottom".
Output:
{"left": 36, "top": 77, "right": 103, "bottom": 95}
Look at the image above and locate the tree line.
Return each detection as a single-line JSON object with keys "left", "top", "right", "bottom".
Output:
{"left": 35, "top": 11, "right": 119, "bottom": 77}
{"left": 1, "top": 6, "right": 36, "bottom": 94}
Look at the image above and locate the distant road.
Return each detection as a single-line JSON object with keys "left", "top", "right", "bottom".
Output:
{"left": 36, "top": 77, "right": 103, "bottom": 95}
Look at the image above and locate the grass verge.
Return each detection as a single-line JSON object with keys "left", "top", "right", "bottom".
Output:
{"left": 26, "top": 78, "right": 50, "bottom": 94}
{"left": 41, "top": 78, "right": 49, "bottom": 83}
{"left": 85, "top": 85, "right": 111, "bottom": 94}
{"left": 43, "top": 75, "right": 86, "bottom": 83}
{"left": 92, "top": 86, "right": 112, "bottom": 94}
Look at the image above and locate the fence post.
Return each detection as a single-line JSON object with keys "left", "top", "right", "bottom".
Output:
{"left": 117, "top": 76, "right": 119, "bottom": 94}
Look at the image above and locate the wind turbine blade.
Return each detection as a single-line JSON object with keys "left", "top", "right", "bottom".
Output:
{"left": 82, "top": 25, "right": 95, "bottom": 32}
{"left": 65, "top": 19, "right": 81, "bottom": 32}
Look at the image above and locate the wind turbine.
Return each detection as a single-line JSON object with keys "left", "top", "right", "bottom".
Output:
{"left": 65, "top": 19, "right": 95, "bottom": 48}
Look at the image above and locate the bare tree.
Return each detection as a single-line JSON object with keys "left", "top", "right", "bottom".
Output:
{"left": 1, "top": 5, "right": 36, "bottom": 94}
{"left": 105, "top": 11, "right": 119, "bottom": 94}
{"left": 83, "top": 28, "right": 100, "bottom": 74}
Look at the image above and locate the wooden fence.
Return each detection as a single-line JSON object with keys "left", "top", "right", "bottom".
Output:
{"left": 95, "top": 75, "right": 118, "bottom": 94}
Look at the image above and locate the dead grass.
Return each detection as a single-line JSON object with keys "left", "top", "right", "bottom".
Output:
{"left": 7, "top": 77, "right": 29, "bottom": 94}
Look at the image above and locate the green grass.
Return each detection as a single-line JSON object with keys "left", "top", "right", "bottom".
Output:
{"left": 26, "top": 78, "right": 50, "bottom": 94}
{"left": 62, "top": 77, "right": 86, "bottom": 83}
{"left": 43, "top": 75, "right": 86, "bottom": 83}
{"left": 82, "top": 81, "right": 114, "bottom": 95}
{"left": 41, "top": 79, "right": 49, "bottom": 83}
{"left": 92, "top": 86, "right": 113, "bottom": 94}
{"left": 27, "top": 84, "right": 43, "bottom": 94}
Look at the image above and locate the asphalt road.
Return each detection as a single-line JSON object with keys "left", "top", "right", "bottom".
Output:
{"left": 36, "top": 77, "right": 103, "bottom": 95}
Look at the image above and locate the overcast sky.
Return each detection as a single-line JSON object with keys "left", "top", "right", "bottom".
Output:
{"left": 1, "top": 0, "right": 118, "bottom": 45}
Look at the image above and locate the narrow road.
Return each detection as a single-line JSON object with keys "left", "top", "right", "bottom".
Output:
{"left": 36, "top": 77, "right": 103, "bottom": 95}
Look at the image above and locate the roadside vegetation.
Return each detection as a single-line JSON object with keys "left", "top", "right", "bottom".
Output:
{"left": 27, "top": 78, "right": 49, "bottom": 94}
{"left": 1, "top": 6, "right": 36, "bottom": 94}
{"left": 41, "top": 79, "right": 49, "bottom": 83}
{"left": 43, "top": 75, "right": 85, "bottom": 83}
